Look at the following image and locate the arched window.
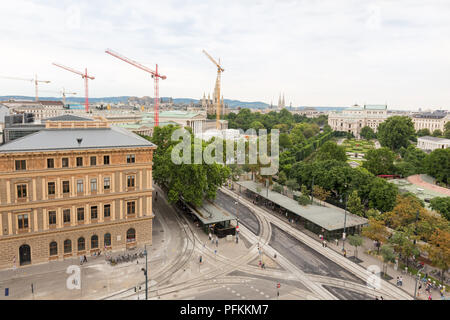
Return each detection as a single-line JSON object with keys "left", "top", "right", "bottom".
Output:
{"left": 104, "top": 233, "right": 111, "bottom": 247}
{"left": 78, "top": 237, "right": 85, "bottom": 251}
{"left": 91, "top": 235, "right": 98, "bottom": 249}
{"left": 64, "top": 239, "right": 72, "bottom": 253}
{"left": 49, "top": 241, "right": 58, "bottom": 256}
{"left": 126, "top": 228, "right": 136, "bottom": 243}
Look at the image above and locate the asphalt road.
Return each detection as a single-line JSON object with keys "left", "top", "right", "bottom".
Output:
{"left": 214, "top": 190, "right": 260, "bottom": 236}
{"left": 269, "top": 223, "right": 365, "bottom": 284}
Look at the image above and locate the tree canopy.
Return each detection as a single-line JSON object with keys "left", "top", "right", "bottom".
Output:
{"left": 377, "top": 116, "right": 415, "bottom": 151}
{"left": 360, "top": 126, "right": 377, "bottom": 140}
{"left": 149, "top": 125, "right": 230, "bottom": 207}
{"left": 362, "top": 147, "right": 396, "bottom": 176}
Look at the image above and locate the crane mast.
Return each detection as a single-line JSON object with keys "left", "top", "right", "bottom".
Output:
{"left": 105, "top": 48, "right": 166, "bottom": 127}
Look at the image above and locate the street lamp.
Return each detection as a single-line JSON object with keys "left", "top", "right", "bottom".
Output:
{"left": 342, "top": 191, "right": 348, "bottom": 252}
{"left": 141, "top": 244, "right": 148, "bottom": 300}
{"left": 414, "top": 267, "right": 424, "bottom": 300}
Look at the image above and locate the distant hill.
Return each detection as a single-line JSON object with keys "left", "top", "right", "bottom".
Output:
{"left": 0, "top": 95, "right": 345, "bottom": 111}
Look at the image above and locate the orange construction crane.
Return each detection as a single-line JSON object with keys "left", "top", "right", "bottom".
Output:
{"left": 105, "top": 48, "right": 166, "bottom": 127}
{"left": 52, "top": 63, "right": 94, "bottom": 113}
{"left": 202, "top": 49, "right": 224, "bottom": 130}
{"left": 0, "top": 75, "right": 51, "bottom": 101}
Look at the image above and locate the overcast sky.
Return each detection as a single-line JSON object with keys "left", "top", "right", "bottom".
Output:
{"left": 1, "top": 0, "right": 450, "bottom": 110}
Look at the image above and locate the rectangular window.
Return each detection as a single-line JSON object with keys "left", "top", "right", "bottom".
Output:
{"left": 62, "top": 157, "right": 69, "bottom": 168}
{"left": 103, "top": 155, "right": 110, "bottom": 165}
{"left": 18, "top": 214, "right": 29, "bottom": 230}
{"left": 17, "top": 184, "right": 27, "bottom": 198}
{"left": 104, "top": 204, "right": 111, "bottom": 218}
{"left": 127, "top": 175, "right": 135, "bottom": 188}
{"left": 62, "top": 181, "right": 70, "bottom": 194}
{"left": 15, "top": 160, "right": 26, "bottom": 171}
{"left": 127, "top": 201, "right": 136, "bottom": 215}
{"left": 47, "top": 158, "right": 54, "bottom": 168}
{"left": 48, "top": 182, "right": 56, "bottom": 195}
{"left": 48, "top": 211, "right": 57, "bottom": 225}
{"left": 127, "top": 154, "right": 135, "bottom": 163}
{"left": 104, "top": 177, "right": 111, "bottom": 190}
{"left": 90, "top": 156, "right": 97, "bottom": 166}
{"left": 77, "top": 208, "right": 84, "bottom": 221}
{"left": 63, "top": 209, "right": 71, "bottom": 224}
{"left": 76, "top": 157, "right": 83, "bottom": 167}
{"left": 77, "top": 180, "right": 84, "bottom": 193}
{"left": 91, "top": 206, "right": 98, "bottom": 220}
{"left": 90, "top": 178, "right": 97, "bottom": 192}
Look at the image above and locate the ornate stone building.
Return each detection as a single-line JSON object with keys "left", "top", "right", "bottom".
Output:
{"left": 0, "top": 119, "right": 156, "bottom": 269}
{"left": 328, "top": 104, "right": 388, "bottom": 138}
{"left": 411, "top": 111, "right": 449, "bottom": 133}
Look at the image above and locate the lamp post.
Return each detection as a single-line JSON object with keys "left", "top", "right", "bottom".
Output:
{"left": 141, "top": 245, "right": 148, "bottom": 300}
{"left": 414, "top": 267, "right": 424, "bottom": 300}
{"left": 342, "top": 191, "right": 348, "bottom": 252}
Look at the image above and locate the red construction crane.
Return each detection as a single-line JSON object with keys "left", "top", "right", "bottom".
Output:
{"left": 52, "top": 63, "right": 95, "bottom": 112}
{"left": 0, "top": 75, "right": 51, "bottom": 101}
{"left": 105, "top": 48, "right": 166, "bottom": 127}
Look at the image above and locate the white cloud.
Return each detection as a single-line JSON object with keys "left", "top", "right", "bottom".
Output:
{"left": 0, "top": 0, "right": 449, "bottom": 110}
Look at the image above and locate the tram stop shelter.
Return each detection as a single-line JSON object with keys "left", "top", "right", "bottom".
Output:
{"left": 236, "top": 180, "right": 368, "bottom": 239}
{"left": 185, "top": 201, "right": 237, "bottom": 238}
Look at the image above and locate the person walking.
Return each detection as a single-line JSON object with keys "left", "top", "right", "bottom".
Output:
{"left": 396, "top": 276, "right": 400, "bottom": 286}
{"left": 83, "top": 255, "right": 87, "bottom": 263}
{"left": 80, "top": 256, "right": 83, "bottom": 265}
{"left": 215, "top": 236, "right": 218, "bottom": 247}
{"left": 324, "top": 240, "right": 327, "bottom": 248}
{"left": 399, "top": 276, "right": 403, "bottom": 287}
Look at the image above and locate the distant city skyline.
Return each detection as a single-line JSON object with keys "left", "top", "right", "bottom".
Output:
{"left": 1, "top": 0, "right": 450, "bottom": 111}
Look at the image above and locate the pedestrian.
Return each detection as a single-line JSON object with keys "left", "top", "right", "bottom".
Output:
{"left": 259, "top": 260, "right": 261, "bottom": 267}
{"left": 274, "top": 253, "right": 277, "bottom": 259}
{"left": 324, "top": 240, "right": 327, "bottom": 248}
{"left": 199, "top": 255, "right": 202, "bottom": 264}
{"left": 399, "top": 276, "right": 403, "bottom": 286}
{"left": 396, "top": 276, "right": 400, "bottom": 286}
{"left": 428, "top": 294, "right": 432, "bottom": 300}
{"left": 83, "top": 255, "right": 87, "bottom": 263}
{"left": 208, "top": 232, "right": 212, "bottom": 241}
{"left": 262, "top": 262, "right": 265, "bottom": 269}
{"left": 80, "top": 256, "right": 83, "bottom": 265}
{"left": 375, "top": 296, "right": 379, "bottom": 300}
{"left": 215, "top": 236, "right": 218, "bottom": 247}
{"left": 322, "top": 241, "right": 325, "bottom": 247}
{"left": 343, "top": 250, "right": 347, "bottom": 258}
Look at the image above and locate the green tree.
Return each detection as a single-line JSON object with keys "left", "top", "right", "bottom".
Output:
{"left": 362, "top": 218, "right": 389, "bottom": 254}
{"left": 380, "top": 244, "right": 397, "bottom": 278}
{"left": 430, "top": 197, "right": 450, "bottom": 220}
{"left": 347, "top": 190, "right": 365, "bottom": 216}
{"left": 360, "top": 126, "right": 376, "bottom": 140}
{"left": 444, "top": 121, "right": 450, "bottom": 139}
{"left": 249, "top": 120, "right": 265, "bottom": 131}
{"left": 151, "top": 125, "right": 231, "bottom": 206}
{"left": 424, "top": 148, "right": 450, "bottom": 184}
{"left": 315, "top": 141, "right": 347, "bottom": 162}
{"left": 388, "top": 230, "right": 419, "bottom": 268}
{"left": 362, "top": 147, "right": 396, "bottom": 175}
{"left": 417, "top": 128, "right": 431, "bottom": 137}
{"left": 432, "top": 129, "right": 443, "bottom": 137}
{"left": 272, "top": 183, "right": 283, "bottom": 193}
{"left": 377, "top": 116, "right": 415, "bottom": 151}
{"left": 425, "top": 229, "right": 450, "bottom": 282}
{"left": 298, "top": 184, "right": 310, "bottom": 205}
{"left": 279, "top": 133, "right": 293, "bottom": 150}
{"left": 286, "top": 179, "right": 299, "bottom": 193}
{"left": 348, "top": 234, "right": 363, "bottom": 258}
{"left": 367, "top": 178, "right": 398, "bottom": 212}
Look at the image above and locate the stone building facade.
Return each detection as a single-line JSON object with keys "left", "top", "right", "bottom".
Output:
{"left": 411, "top": 111, "right": 449, "bottom": 133}
{"left": 0, "top": 120, "right": 156, "bottom": 269}
{"left": 328, "top": 104, "right": 388, "bottom": 139}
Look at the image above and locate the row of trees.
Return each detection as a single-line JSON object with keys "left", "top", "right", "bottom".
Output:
{"left": 223, "top": 108, "right": 329, "bottom": 131}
